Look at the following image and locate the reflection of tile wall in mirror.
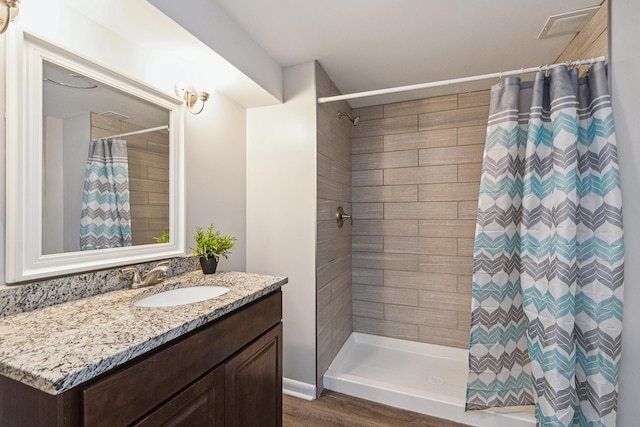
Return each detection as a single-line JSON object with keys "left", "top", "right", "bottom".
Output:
{"left": 90, "top": 113, "right": 170, "bottom": 246}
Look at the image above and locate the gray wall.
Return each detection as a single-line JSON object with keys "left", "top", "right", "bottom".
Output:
{"left": 350, "top": 92, "right": 489, "bottom": 348}
{"left": 611, "top": 0, "right": 640, "bottom": 423}
{"left": 315, "top": 62, "right": 352, "bottom": 392}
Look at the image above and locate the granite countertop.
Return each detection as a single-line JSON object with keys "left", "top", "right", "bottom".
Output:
{"left": 0, "top": 271, "right": 287, "bottom": 395}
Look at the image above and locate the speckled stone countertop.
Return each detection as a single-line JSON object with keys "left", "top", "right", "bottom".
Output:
{"left": 0, "top": 271, "right": 287, "bottom": 395}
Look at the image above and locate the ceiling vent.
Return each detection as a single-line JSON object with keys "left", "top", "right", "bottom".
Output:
{"left": 97, "top": 111, "right": 131, "bottom": 121}
{"left": 538, "top": 6, "right": 600, "bottom": 39}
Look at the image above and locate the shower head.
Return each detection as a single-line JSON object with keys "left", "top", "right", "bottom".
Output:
{"left": 338, "top": 111, "right": 360, "bottom": 126}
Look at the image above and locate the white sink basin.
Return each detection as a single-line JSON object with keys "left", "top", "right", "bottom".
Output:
{"left": 134, "top": 286, "right": 231, "bottom": 308}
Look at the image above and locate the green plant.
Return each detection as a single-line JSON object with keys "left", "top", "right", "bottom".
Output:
{"left": 153, "top": 231, "right": 170, "bottom": 244}
{"left": 191, "top": 224, "right": 236, "bottom": 261}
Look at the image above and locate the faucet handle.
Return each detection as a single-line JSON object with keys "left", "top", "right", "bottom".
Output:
{"left": 122, "top": 267, "right": 142, "bottom": 286}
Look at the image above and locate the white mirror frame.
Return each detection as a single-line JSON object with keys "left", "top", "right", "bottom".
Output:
{"left": 5, "top": 30, "right": 186, "bottom": 283}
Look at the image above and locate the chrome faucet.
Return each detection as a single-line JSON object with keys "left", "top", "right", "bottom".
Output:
{"left": 122, "top": 261, "right": 171, "bottom": 289}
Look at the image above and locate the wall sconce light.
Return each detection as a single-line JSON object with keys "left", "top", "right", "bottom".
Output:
{"left": 0, "top": 0, "right": 20, "bottom": 35}
{"left": 175, "top": 86, "right": 210, "bottom": 115}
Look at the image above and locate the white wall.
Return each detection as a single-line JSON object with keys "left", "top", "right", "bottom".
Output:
{"left": 43, "top": 116, "right": 64, "bottom": 254}
{"left": 610, "top": 0, "right": 640, "bottom": 423}
{"left": 246, "top": 62, "right": 318, "bottom": 389}
{"left": 62, "top": 113, "right": 90, "bottom": 253}
{"left": 0, "top": 0, "right": 248, "bottom": 284}
{"left": 185, "top": 91, "right": 247, "bottom": 272}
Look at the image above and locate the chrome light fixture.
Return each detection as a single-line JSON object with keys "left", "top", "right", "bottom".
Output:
{"left": 176, "top": 86, "right": 210, "bottom": 115}
{"left": 0, "top": 0, "right": 20, "bottom": 35}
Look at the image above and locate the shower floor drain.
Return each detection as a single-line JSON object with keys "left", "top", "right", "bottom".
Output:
{"left": 428, "top": 375, "right": 445, "bottom": 385}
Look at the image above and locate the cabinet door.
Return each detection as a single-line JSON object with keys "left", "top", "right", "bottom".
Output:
{"left": 225, "top": 323, "right": 282, "bottom": 427}
{"left": 133, "top": 365, "right": 225, "bottom": 427}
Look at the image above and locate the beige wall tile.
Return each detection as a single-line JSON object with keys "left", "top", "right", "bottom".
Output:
{"left": 318, "top": 235, "right": 351, "bottom": 266}
{"left": 353, "top": 284, "right": 419, "bottom": 306}
{"left": 457, "top": 125, "right": 487, "bottom": 146}
{"left": 352, "top": 268, "right": 384, "bottom": 286}
{"left": 419, "top": 105, "right": 489, "bottom": 131}
{"left": 457, "top": 311, "right": 472, "bottom": 330}
{"left": 354, "top": 317, "right": 419, "bottom": 341}
{"left": 384, "top": 165, "right": 457, "bottom": 185}
{"left": 318, "top": 199, "right": 332, "bottom": 221}
{"left": 317, "top": 253, "right": 351, "bottom": 289}
{"left": 419, "top": 290, "right": 472, "bottom": 312}
{"left": 418, "top": 182, "right": 480, "bottom": 202}
{"left": 352, "top": 203, "right": 384, "bottom": 219}
{"left": 457, "top": 275, "right": 473, "bottom": 294}
{"left": 318, "top": 153, "right": 331, "bottom": 177}
{"left": 353, "top": 235, "right": 384, "bottom": 252}
{"left": 419, "top": 145, "right": 484, "bottom": 166}
{"left": 149, "top": 192, "right": 169, "bottom": 205}
{"left": 317, "top": 219, "right": 348, "bottom": 244}
{"left": 353, "top": 150, "right": 418, "bottom": 171}
{"left": 418, "top": 325, "right": 469, "bottom": 348}
{"left": 384, "top": 202, "right": 457, "bottom": 220}
{"left": 457, "top": 238, "right": 475, "bottom": 256}
{"left": 353, "top": 300, "right": 384, "bottom": 319}
{"left": 318, "top": 175, "right": 343, "bottom": 200}
{"left": 458, "top": 200, "right": 478, "bottom": 219}
{"left": 352, "top": 220, "right": 418, "bottom": 236}
{"left": 385, "top": 304, "right": 457, "bottom": 328}
{"left": 353, "top": 185, "right": 417, "bottom": 203}
{"left": 419, "top": 255, "right": 473, "bottom": 275}
{"left": 148, "top": 167, "right": 169, "bottom": 182}
{"left": 418, "top": 219, "right": 476, "bottom": 238}
{"left": 384, "top": 236, "right": 457, "bottom": 256}
{"left": 331, "top": 161, "right": 351, "bottom": 186}
{"left": 384, "top": 128, "right": 457, "bottom": 152}
{"left": 458, "top": 90, "right": 491, "bottom": 109}
{"left": 352, "top": 252, "right": 419, "bottom": 271}
{"left": 352, "top": 115, "right": 418, "bottom": 138}
{"left": 353, "top": 170, "right": 383, "bottom": 187}
{"left": 330, "top": 269, "right": 352, "bottom": 300}
{"left": 317, "top": 283, "right": 332, "bottom": 313}
{"left": 383, "top": 95, "right": 457, "bottom": 118}
{"left": 384, "top": 270, "right": 458, "bottom": 292}
{"left": 352, "top": 136, "right": 384, "bottom": 154}
{"left": 352, "top": 105, "right": 384, "bottom": 121}
{"left": 458, "top": 163, "right": 482, "bottom": 183}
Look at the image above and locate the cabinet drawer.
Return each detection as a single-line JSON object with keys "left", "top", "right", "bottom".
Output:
{"left": 83, "top": 291, "right": 281, "bottom": 427}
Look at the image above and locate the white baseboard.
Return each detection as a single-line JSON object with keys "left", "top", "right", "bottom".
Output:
{"left": 283, "top": 377, "right": 316, "bottom": 401}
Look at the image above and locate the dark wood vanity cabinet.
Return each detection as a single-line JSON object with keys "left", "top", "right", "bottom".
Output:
{"left": 0, "top": 291, "right": 283, "bottom": 427}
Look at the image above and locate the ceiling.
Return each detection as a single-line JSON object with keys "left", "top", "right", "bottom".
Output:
{"left": 213, "top": 0, "right": 604, "bottom": 107}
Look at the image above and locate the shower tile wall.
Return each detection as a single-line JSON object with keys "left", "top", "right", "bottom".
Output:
{"left": 350, "top": 91, "right": 489, "bottom": 348}
{"left": 316, "top": 62, "right": 353, "bottom": 391}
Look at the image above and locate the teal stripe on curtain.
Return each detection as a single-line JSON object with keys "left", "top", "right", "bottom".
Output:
{"left": 466, "top": 62, "right": 624, "bottom": 427}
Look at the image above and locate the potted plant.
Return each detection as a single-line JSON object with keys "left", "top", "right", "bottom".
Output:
{"left": 191, "top": 224, "right": 236, "bottom": 274}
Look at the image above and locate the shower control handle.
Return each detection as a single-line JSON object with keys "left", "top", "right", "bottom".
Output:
{"left": 336, "top": 206, "right": 352, "bottom": 228}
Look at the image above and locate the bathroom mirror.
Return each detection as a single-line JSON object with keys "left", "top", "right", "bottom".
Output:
{"left": 5, "top": 31, "right": 186, "bottom": 283}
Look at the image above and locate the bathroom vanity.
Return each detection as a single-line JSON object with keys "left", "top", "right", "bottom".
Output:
{"left": 0, "top": 271, "right": 286, "bottom": 426}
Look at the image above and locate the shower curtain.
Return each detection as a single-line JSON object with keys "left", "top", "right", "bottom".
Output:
{"left": 466, "top": 62, "right": 624, "bottom": 426}
{"left": 80, "top": 138, "right": 132, "bottom": 250}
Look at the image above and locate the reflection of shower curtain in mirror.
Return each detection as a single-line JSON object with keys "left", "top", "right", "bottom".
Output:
{"left": 80, "top": 138, "right": 132, "bottom": 250}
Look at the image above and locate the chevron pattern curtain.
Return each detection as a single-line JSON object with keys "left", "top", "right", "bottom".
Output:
{"left": 80, "top": 138, "right": 132, "bottom": 250}
{"left": 466, "top": 62, "right": 624, "bottom": 427}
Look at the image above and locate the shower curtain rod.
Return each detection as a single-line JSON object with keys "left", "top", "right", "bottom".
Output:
{"left": 102, "top": 125, "right": 170, "bottom": 140}
{"left": 317, "top": 56, "right": 606, "bottom": 104}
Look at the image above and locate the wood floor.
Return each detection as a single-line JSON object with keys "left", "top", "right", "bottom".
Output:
{"left": 283, "top": 390, "right": 470, "bottom": 427}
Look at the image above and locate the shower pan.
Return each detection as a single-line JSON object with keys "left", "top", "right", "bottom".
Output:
{"left": 324, "top": 333, "right": 535, "bottom": 427}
